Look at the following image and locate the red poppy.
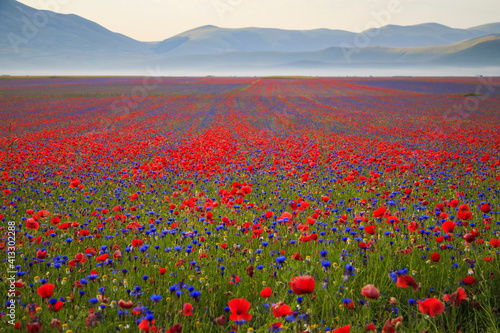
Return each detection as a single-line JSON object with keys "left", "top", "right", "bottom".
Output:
{"left": 333, "top": 325, "right": 350, "bottom": 333}
{"left": 182, "top": 303, "right": 193, "bottom": 316}
{"left": 361, "top": 284, "right": 380, "bottom": 299}
{"left": 49, "top": 301, "right": 64, "bottom": 312}
{"left": 444, "top": 287, "right": 467, "bottom": 306}
{"left": 396, "top": 275, "right": 418, "bottom": 291}
{"left": 480, "top": 203, "right": 491, "bottom": 213}
{"left": 373, "top": 206, "right": 386, "bottom": 217}
{"left": 228, "top": 275, "right": 241, "bottom": 285}
{"left": 96, "top": 253, "right": 108, "bottom": 261}
{"left": 228, "top": 298, "right": 252, "bottom": 321}
{"left": 272, "top": 302, "right": 293, "bottom": 318}
{"left": 464, "top": 233, "right": 476, "bottom": 243}
{"left": 27, "top": 321, "right": 42, "bottom": 333}
{"left": 131, "top": 239, "right": 143, "bottom": 247}
{"left": 490, "top": 238, "right": 500, "bottom": 248}
{"left": 166, "top": 324, "right": 182, "bottom": 333}
{"left": 289, "top": 275, "right": 315, "bottom": 295}
{"left": 118, "top": 299, "right": 134, "bottom": 309}
{"left": 37, "top": 283, "right": 55, "bottom": 298}
{"left": 457, "top": 210, "right": 472, "bottom": 220}
{"left": 159, "top": 267, "right": 167, "bottom": 275}
{"left": 417, "top": 298, "right": 444, "bottom": 317}
{"left": 366, "top": 322, "right": 376, "bottom": 331}
{"left": 260, "top": 287, "right": 272, "bottom": 298}
{"left": 269, "top": 322, "right": 282, "bottom": 330}
{"left": 26, "top": 219, "right": 39, "bottom": 230}
{"left": 292, "top": 253, "right": 303, "bottom": 260}
{"left": 462, "top": 276, "right": 476, "bottom": 285}
{"left": 138, "top": 319, "right": 157, "bottom": 333}
{"left": 113, "top": 250, "right": 122, "bottom": 259}
{"left": 430, "top": 253, "right": 440, "bottom": 262}
{"left": 36, "top": 250, "right": 47, "bottom": 259}
{"left": 364, "top": 225, "right": 376, "bottom": 235}
{"left": 442, "top": 221, "right": 456, "bottom": 233}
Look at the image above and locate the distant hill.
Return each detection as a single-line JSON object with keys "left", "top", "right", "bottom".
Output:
{"left": 1, "top": 0, "right": 499, "bottom": 75}
{"left": 0, "top": 0, "right": 147, "bottom": 54}
{"left": 149, "top": 35, "right": 500, "bottom": 70}
{"left": 468, "top": 22, "right": 500, "bottom": 35}
{"left": 152, "top": 23, "right": 487, "bottom": 56}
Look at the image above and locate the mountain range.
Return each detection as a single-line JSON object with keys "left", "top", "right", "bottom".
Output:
{"left": 1, "top": 0, "right": 499, "bottom": 75}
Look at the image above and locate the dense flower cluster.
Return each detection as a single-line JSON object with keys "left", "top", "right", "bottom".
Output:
{"left": 0, "top": 77, "right": 499, "bottom": 332}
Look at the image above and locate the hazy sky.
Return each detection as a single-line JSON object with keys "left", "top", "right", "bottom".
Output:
{"left": 16, "top": 0, "right": 500, "bottom": 41}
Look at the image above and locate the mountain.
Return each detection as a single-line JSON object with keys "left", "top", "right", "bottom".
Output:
{"left": 0, "top": 0, "right": 147, "bottom": 54}
{"left": 149, "top": 35, "right": 500, "bottom": 70}
{"left": 0, "top": 0, "right": 499, "bottom": 75}
{"left": 468, "top": 22, "right": 500, "bottom": 35}
{"left": 152, "top": 23, "right": 489, "bottom": 56}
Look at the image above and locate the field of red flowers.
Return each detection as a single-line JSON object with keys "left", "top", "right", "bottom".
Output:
{"left": 1, "top": 76, "right": 500, "bottom": 333}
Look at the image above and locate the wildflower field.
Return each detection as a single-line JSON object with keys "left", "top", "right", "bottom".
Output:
{"left": 1, "top": 76, "right": 500, "bottom": 333}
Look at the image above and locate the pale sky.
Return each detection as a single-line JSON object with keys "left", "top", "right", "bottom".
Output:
{"left": 16, "top": 0, "right": 500, "bottom": 41}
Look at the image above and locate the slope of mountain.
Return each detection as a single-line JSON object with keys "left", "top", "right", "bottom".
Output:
{"left": 152, "top": 23, "right": 490, "bottom": 56}
{"left": 468, "top": 22, "right": 500, "bottom": 35}
{"left": 0, "top": 0, "right": 147, "bottom": 54}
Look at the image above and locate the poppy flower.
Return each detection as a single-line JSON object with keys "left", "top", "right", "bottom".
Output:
{"left": 118, "top": 299, "right": 134, "bottom": 309}
{"left": 269, "top": 322, "right": 282, "bottom": 332}
{"left": 444, "top": 287, "right": 467, "bottom": 306}
{"left": 113, "top": 250, "right": 122, "bottom": 259}
{"left": 26, "top": 219, "right": 39, "bottom": 230}
{"left": 131, "top": 239, "right": 143, "bottom": 247}
{"left": 289, "top": 275, "right": 315, "bottom": 295}
{"left": 462, "top": 276, "right": 476, "bottom": 285}
{"left": 166, "top": 324, "right": 182, "bottom": 333}
{"left": 361, "top": 284, "right": 380, "bottom": 299}
{"left": 373, "top": 206, "right": 386, "bottom": 217}
{"left": 396, "top": 275, "right": 418, "bottom": 291}
{"left": 364, "top": 225, "right": 376, "bottom": 235}
{"left": 96, "top": 253, "right": 108, "bottom": 261}
{"left": 27, "top": 321, "right": 42, "bottom": 333}
{"left": 260, "top": 287, "right": 272, "bottom": 298}
{"left": 332, "top": 325, "right": 350, "bottom": 333}
{"left": 417, "top": 298, "right": 444, "bottom": 317}
{"left": 480, "top": 203, "right": 491, "bottom": 213}
{"left": 490, "top": 238, "right": 500, "bottom": 248}
{"left": 182, "top": 303, "right": 193, "bottom": 316}
{"left": 48, "top": 301, "right": 63, "bottom": 312}
{"left": 228, "top": 298, "right": 252, "bottom": 321}
{"left": 228, "top": 275, "right": 241, "bottom": 285}
{"left": 36, "top": 250, "right": 47, "bottom": 259}
{"left": 430, "top": 253, "right": 440, "bottom": 262}
{"left": 464, "top": 233, "right": 476, "bottom": 243}
{"left": 272, "top": 302, "right": 293, "bottom": 318}
{"left": 442, "top": 221, "right": 456, "bottom": 233}
{"left": 159, "top": 267, "right": 167, "bottom": 275}
{"left": 37, "top": 283, "right": 55, "bottom": 298}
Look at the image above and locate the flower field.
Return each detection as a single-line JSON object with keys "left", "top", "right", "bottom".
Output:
{"left": 1, "top": 76, "right": 500, "bottom": 333}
